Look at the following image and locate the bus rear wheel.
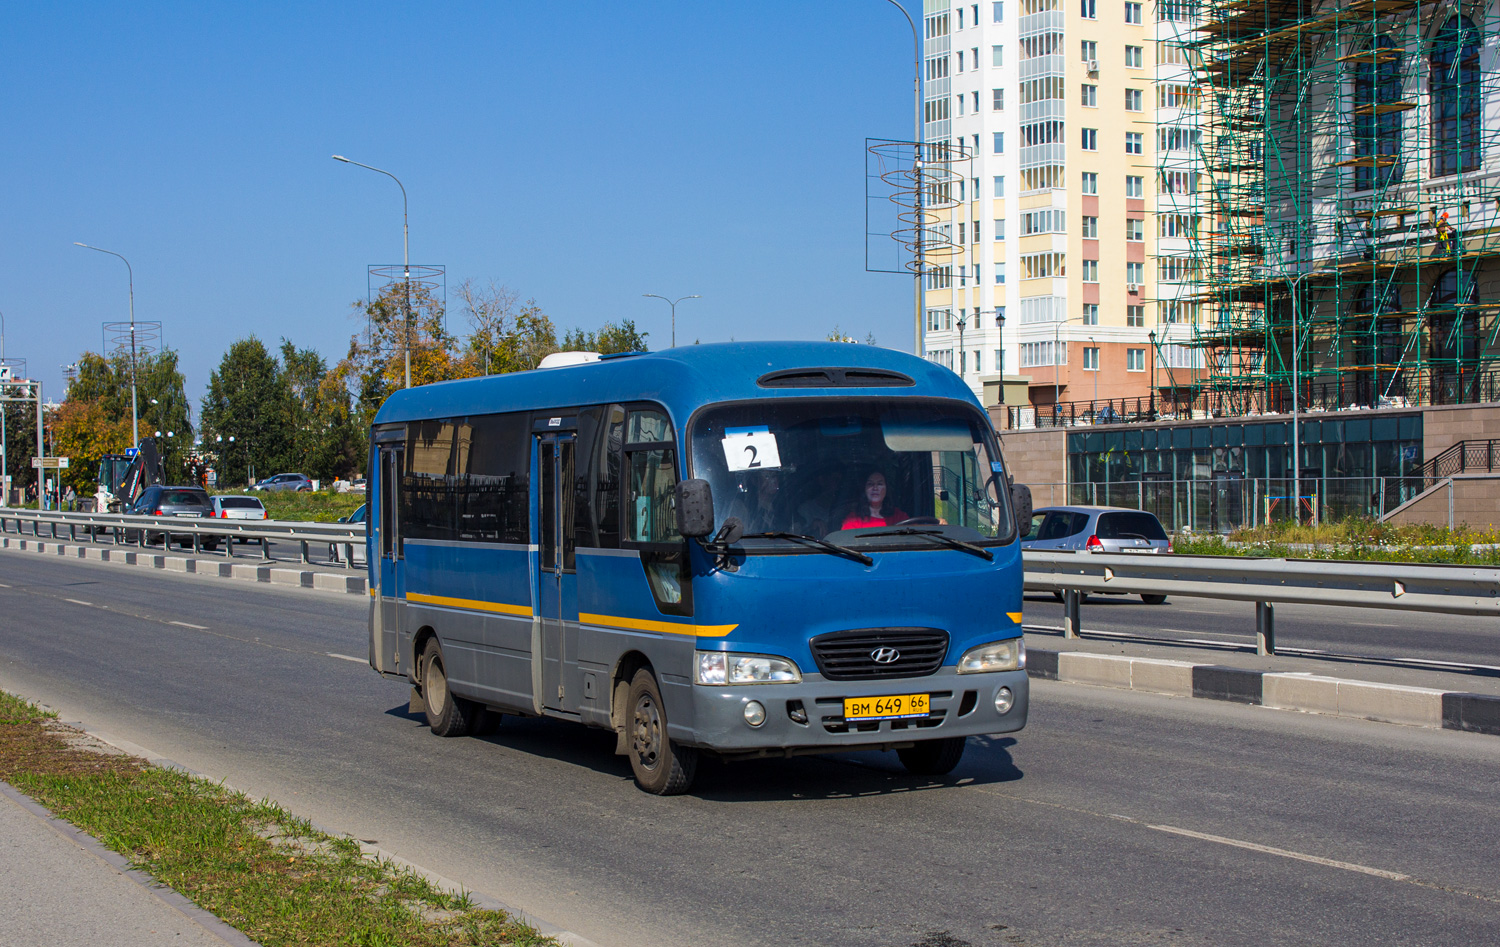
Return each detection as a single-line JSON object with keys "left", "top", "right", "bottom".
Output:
{"left": 421, "top": 639, "right": 479, "bottom": 737}
{"left": 627, "top": 669, "right": 697, "bottom": 795}
{"left": 897, "top": 736, "right": 966, "bottom": 776}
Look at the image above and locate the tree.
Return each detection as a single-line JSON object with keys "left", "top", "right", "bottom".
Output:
{"left": 49, "top": 399, "right": 134, "bottom": 495}
{"left": 199, "top": 338, "right": 295, "bottom": 486}
{"left": 562, "top": 319, "right": 649, "bottom": 355}
{"left": 454, "top": 278, "right": 520, "bottom": 376}
{"left": 280, "top": 340, "right": 363, "bottom": 481}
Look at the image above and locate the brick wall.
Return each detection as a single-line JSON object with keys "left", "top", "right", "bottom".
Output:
{"left": 1386, "top": 474, "right": 1500, "bottom": 529}
{"left": 1420, "top": 404, "right": 1500, "bottom": 459}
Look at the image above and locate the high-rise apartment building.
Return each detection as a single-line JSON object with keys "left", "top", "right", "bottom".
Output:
{"left": 918, "top": 0, "right": 1192, "bottom": 420}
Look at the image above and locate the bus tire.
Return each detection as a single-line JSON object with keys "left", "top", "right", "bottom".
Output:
{"left": 897, "top": 736, "right": 966, "bottom": 776}
{"left": 421, "top": 639, "right": 475, "bottom": 738}
{"left": 627, "top": 669, "right": 697, "bottom": 795}
{"left": 1140, "top": 593, "right": 1167, "bottom": 605}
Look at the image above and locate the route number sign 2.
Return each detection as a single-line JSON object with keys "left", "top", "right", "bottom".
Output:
{"left": 721, "top": 430, "right": 781, "bottom": 472}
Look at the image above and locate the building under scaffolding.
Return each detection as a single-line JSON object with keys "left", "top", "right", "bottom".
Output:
{"left": 1156, "top": 0, "right": 1500, "bottom": 415}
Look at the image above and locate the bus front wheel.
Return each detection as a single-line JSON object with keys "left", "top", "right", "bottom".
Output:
{"left": 897, "top": 736, "right": 966, "bottom": 776}
{"left": 627, "top": 669, "right": 697, "bottom": 795}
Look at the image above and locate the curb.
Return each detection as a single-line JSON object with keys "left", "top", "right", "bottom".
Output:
{"left": 1027, "top": 648, "right": 1500, "bottom": 736}
{"left": 0, "top": 536, "right": 367, "bottom": 596}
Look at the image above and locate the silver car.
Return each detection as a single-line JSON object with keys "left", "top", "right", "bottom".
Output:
{"left": 1021, "top": 505, "right": 1171, "bottom": 604}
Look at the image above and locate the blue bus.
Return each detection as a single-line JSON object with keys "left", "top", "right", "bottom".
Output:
{"left": 367, "top": 342, "right": 1032, "bottom": 794}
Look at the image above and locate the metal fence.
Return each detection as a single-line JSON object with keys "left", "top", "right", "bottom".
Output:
{"left": 1023, "top": 476, "right": 1414, "bottom": 532}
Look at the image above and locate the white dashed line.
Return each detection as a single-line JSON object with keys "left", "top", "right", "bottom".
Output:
{"left": 1147, "top": 824, "right": 1411, "bottom": 881}
{"left": 327, "top": 653, "right": 365, "bottom": 664}
{"left": 169, "top": 621, "right": 209, "bottom": 630}
{"left": 64, "top": 598, "right": 93, "bottom": 607}
{"left": 0, "top": 582, "right": 11, "bottom": 588}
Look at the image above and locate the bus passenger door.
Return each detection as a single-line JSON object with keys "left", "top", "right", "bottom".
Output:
{"left": 376, "top": 445, "right": 404, "bottom": 676}
{"left": 536, "top": 433, "right": 579, "bottom": 715}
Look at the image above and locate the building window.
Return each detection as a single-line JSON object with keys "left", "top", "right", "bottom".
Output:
{"left": 1127, "top": 348, "right": 1145, "bottom": 371}
{"left": 1021, "top": 341, "right": 1064, "bottom": 367}
{"left": 1125, "top": 88, "right": 1142, "bottom": 111}
{"left": 994, "top": 218, "right": 1005, "bottom": 239}
{"left": 1021, "top": 252, "right": 1066, "bottom": 279}
{"left": 1081, "top": 84, "right": 1097, "bottom": 107}
{"left": 1022, "top": 208, "right": 1065, "bottom": 234}
{"left": 993, "top": 175, "right": 1005, "bottom": 196}
{"left": 1158, "top": 83, "right": 1197, "bottom": 109}
{"left": 1081, "top": 215, "right": 1098, "bottom": 238}
{"left": 958, "top": 222, "right": 966, "bottom": 245}
{"left": 995, "top": 263, "right": 1006, "bottom": 283}
{"left": 1355, "top": 37, "right": 1403, "bottom": 190}
{"left": 993, "top": 131, "right": 1005, "bottom": 153}
{"left": 1125, "top": 218, "right": 1143, "bottom": 241}
{"left": 1125, "top": 175, "right": 1143, "bottom": 197}
{"left": 1125, "top": 45, "right": 1142, "bottom": 67}
{"left": 1124, "top": 2, "right": 1141, "bottom": 24}
{"left": 1126, "top": 261, "right": 1144, "bottom": 284}
{"left": 1081, "top": 260, "right": 1099, "bottom": 282}
{"left": 958, "top": 50, "right": 965, "bottom": 72}
{"left": 1126, "top": 305, "right": 1145, "bottom": 326}
{"left": 1125, "top": 132, "right": 1143, "bottom": 154}
{"left": 1430, "top": 15, "right": 1480, "bottom": 178}
{"left": 1081, "top": 40, "right": 1097, "bottom": 62}
{"left": 1083, "top": 347, "right": 1100, "bottom": 370}
{"left": 992, "top": 45, "right": 1003, "bottom": 67}
{"left": 993, "top": 88, "right": 1004, "bottom": 110}
{"left": 971, "top": 90, "right": 980, "bottom": 113}
{"left": 1157, "top": 300, "right": 1200, "bottom": 324}
{"left": 1082, "top": 303, "right": 1099, "bottom": 325}
{"left": 1081, "top": 171, "right": 1098, "bottom": 194}
{"left": 1159, "top": 171, "right": 1199, "bottom": 194}
{"left": 1082, "top": 128, "right": 1098, "bottom": 150}
{"left": 1158, "top": 214, "right": 1199, "bottom": 238}
{"left": 972, "top": 219, "right": 980, "bottom": 242}
{"left": 994, "top": 2, "right": 1004, "bottom": 22}
{"left": 958, "top": 95, "right": 966, "bottom": 116}
{"left": 1081, "top": 0, "right": 1096, "bottom": 17}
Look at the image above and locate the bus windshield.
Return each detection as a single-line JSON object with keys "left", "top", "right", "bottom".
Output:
{"left": 690, "top": 399, "right": 1011, "bottom": 549}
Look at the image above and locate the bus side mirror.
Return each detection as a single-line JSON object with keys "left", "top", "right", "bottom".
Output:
{"left": 675, "top": 479, "right": 715, "bottom": 538}
{"left": 1010, "top": 481, "right": 1032, "bottom": 532}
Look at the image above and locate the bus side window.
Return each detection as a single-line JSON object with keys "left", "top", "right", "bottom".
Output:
{"left": 574, "top": 404, "right": 624, "bottom": 549}
{"left": 626, "top": 448, "right": 680, "bottom": 543}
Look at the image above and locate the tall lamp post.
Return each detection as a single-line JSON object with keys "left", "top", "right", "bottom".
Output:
{"left": 333, "top": 155, "right": 413, "bottom": 389}
{"left": 641, "top": 294, "right": 700, "bottom": 348}
{"left": 882, "top": 0, "right": 924, "bottom": 355}
{"left": 1287, "top": 271, "right": 1311, "bottom": 523}
{"left": 73, "top": 243, "right": 139, "bottom": 439}
{"left": 955, "top": 311, "right": 968, "bottom": 379}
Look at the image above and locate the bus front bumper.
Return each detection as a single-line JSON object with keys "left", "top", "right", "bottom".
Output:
{"left": 683, "top": 667, "right": 1028, "bottom": 756}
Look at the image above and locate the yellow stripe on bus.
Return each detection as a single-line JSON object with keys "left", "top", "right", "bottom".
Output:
{"left": 406, "top": 591, "right": 533, "bottom": 617}
{"left": 1008, "top": 612, "right": 1023, "bottom": 623}
{"left": 578, "top": 612, "right": 737, "bottom": 638}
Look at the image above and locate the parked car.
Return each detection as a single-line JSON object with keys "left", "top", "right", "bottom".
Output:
{"left": 338, "top": 503, "right": 367, "bottom": 524}
{"left": 128, "top": 485, "right": 218, "bottom": 550}
{"left": 251, "top": 473, "right": 313, "bottom": 492}
{"left": 1021, "top": 505, "right": 1171, "bottom": 604}
{"left": 210, "top": 495, "right": 267, "bottom": 543}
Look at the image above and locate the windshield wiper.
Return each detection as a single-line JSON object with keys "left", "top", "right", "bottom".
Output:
{"left": 741, "top": 532, "right": 874, "bottom": 566}
{"left": 860, "top": 527, "right": 994, "bottom": 561}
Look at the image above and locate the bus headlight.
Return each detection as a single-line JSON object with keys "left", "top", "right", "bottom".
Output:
{"left": 695, "top": 651, "right": 802, "bottom": 685}
{"left": 957, "top": 638, "right": 1025, "bottom": 674}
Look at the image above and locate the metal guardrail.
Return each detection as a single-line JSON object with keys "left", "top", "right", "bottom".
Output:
{"left": 0, "top": 508, "right": 366, "bottom": 569}
{"left": 1024, "top": 549, "right": 1500, "bottom": 656}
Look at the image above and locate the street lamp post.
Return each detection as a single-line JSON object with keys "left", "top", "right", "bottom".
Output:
{"left": 994, "top": 308, "right": 1006, "bottom": 405}
{"left": 882, "top": 0, "right": 924, "bottom": 355}
{"left": 73, "top": 243, "right": 139, "bottom": 440}
{"left": 1288, "top": 271, "right": 1311, "bottom": 524}
{"left": 955, "top": 311, "right": 968, "bottom": 379}
{"left": 641, "top": 294, "right": 700, "bottom": 348}
{"left": 333, "top": 155, "right": 412, "bottom": 388}
{"left": 1051, "top": 315, "right": 1095, "bottom": 420}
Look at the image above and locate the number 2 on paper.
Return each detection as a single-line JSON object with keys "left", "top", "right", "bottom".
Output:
{"left": 722, "top": 431, "right": 781, "bottom": 472}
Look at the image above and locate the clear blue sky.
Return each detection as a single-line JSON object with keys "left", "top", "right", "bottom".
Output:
{"left": 2, "top": 1, "right": 925, "bottom": 409}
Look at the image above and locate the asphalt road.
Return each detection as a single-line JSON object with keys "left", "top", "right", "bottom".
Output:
{"left": 1021, "top": 588, "right": 1500, "bottom": 671}
{"left": 1, "top": 552, "right": 1497, "bottom": 947}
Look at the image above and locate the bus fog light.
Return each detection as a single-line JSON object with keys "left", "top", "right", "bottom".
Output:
{"left": 743, "top": 700, "right": 767, "bottom": 727}
{"left": 994, "top": 687, "right": 1014, "bottom": 714}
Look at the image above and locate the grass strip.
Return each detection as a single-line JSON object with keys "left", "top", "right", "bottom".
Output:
{"left": 0, "top": 690, "right": 554, "bottom": 947}
{"left": 1175, "top": 517, "right": 1500, "bottom": 565}
{"left": 210, "top": 490, "right": 366, "bottom": 524}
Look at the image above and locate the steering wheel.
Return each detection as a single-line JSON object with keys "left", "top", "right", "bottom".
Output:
{"left": 893, "top": 516, "right": 941, "bottom": 526}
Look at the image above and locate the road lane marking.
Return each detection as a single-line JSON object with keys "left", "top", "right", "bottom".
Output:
{"left": 1146, "top": 824, "right": 1410, "bottom": 881}
{"left": 0, "top": 582, "right": 11, "bottom": 588}
{"left": 169, "top": 621, "right": 209, "bottom": 630}
{"left": 64, "top": 598, "right": 93, "bottom": 606}
{"left": 327, "top": 653, "right": 365, "bottom": 663}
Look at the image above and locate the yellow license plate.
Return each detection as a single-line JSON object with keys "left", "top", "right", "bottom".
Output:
{"left": 843, "top": 693, "right": 930, "bottom": 721}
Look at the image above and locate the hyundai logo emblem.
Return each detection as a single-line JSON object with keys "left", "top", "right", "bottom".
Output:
{"left": 871, "top": 647, "right": 901, "bottom": 664}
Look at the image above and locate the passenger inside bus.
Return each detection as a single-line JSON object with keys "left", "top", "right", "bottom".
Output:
{"left": 727, "top": 468, "right": 793, "bottom": 533}
{"left": 840, "top": 470, "right": 910, "bottom": 530}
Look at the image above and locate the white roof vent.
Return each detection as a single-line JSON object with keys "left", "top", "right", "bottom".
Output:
{"left": 537, "top": 351, "right": 603, "bottom": 369}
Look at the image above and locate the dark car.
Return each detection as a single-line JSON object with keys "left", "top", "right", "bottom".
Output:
{"left": 251, "top": 473, "right": 314, "bottom": 493}
{"left": 129, "top": 485, "right": 218, "bottom": 550}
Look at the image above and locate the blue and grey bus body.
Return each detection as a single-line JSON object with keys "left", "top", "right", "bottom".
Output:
{"left": 366, "top": 342, "right": 1028, "bottom": 786}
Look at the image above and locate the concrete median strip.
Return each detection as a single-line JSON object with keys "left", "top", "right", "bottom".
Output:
{"left": 1028, "top": 647, "right": 1500, "bottom": 736}
{"left": 0, "top": 536, "right": 366, "bottom": 596}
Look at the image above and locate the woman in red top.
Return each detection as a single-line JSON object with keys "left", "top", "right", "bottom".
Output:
{"left": 840, "top": 470, "right": 908, "bottom": 530}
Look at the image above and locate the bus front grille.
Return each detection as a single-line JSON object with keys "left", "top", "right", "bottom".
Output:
{"left": 809, "top": 628, "right": 949, "bottom": 681}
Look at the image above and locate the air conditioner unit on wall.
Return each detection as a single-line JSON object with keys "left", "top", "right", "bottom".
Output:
{"left": 1088, "top": 60, "right": 1099, "bottom": 74}
{"left": 1127, "top": 283, "right": 1140, "bottom": 294}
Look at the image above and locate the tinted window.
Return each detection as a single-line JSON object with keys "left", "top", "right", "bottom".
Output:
{"left": 1036, "top": 512, "right": 1075, "bottom": 540}
{"left": 162, "top": 490, "right": 209, "bottom": 506}
{"left": 574, "top": 404, "right": 625, "bottom": 549}
{"left": 218, "top": 497, "right": 262, "bottom": 509}
{"left": 403, "top": 420, "right": 456, "bottom": 540}
{"left": 1097, "top": 511, "right": 1167, "bottom": 540}
{"left": 455, "top": 413, "right": 530, "bottom": 544}
{"left": 626, "top": 448, "right": 680, "bottom": 543}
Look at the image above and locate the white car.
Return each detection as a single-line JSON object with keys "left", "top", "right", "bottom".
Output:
{"left": 210, "top": 495, "right": 267, "bottom": 521}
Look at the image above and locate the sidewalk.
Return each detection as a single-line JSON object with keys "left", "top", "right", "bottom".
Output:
{"left": 0, "top": 782, "right": 256, "bottom": 947}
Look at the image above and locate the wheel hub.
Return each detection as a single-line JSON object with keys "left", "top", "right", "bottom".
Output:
{"left": 632, "top": 695, "right": 662, "bottom": 771}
